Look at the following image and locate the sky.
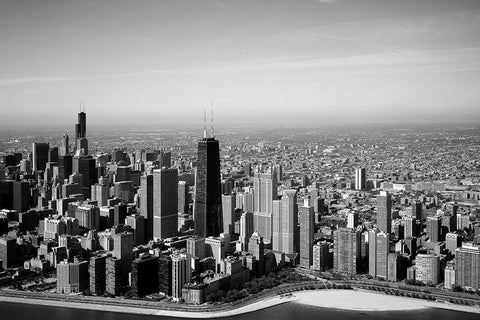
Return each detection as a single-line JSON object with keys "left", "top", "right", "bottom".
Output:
{"left": 1, "top": 0, "right": 480, "bottom": 126}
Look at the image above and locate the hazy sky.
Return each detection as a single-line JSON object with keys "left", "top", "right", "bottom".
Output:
{"left": 1, "top": 0, "right": 480, "bottom": 126}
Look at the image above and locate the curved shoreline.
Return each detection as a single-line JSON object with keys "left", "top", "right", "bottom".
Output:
{"left": 0, "top": 289, "right": 479, "bottom": 317}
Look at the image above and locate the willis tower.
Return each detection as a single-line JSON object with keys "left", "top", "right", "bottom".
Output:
{"left": 75, "top": 106, "right": 88, "bottom": 155}
{"left": 194, "top": 111, "right": 223, "bottom": 238}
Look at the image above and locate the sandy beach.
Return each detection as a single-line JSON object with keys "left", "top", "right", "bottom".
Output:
{"left": 0, "top": 289, "right": 479, "bottom": 317}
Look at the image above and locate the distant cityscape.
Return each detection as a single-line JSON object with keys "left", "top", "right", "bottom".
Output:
{"left": 0, "top": 110, "right": 479, "bottom": 307}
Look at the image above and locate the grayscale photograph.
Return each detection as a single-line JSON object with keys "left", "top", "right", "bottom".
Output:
{"left": 0, "top": 1, "right": 479, "bottom": 319}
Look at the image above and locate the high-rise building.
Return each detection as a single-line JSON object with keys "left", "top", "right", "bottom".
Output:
{"left": 299, "top": 202, "right": 315, "bottom": 268}
{"left": 171, "top": 253, "right": 191, "bottom": 300}
{"left": 140, "top": 174, "right": 154, "bottom": 241}
{"left": 187, "top": 236, "right": 205, "bottom": 259}
{"left": 75, "top": 111, "right": 86, "bottom": 141}
{"left": 153, "top": 168, "right": 178, "bottom": 240}
{"left": 72, "top": 156, "right": 97, "bottom": 198}
{"left": 0, "top": 236, "right": 18, "bottom": 270}
{"left": 32, "top": 142, "right": 49, "bottom": 173}
{"left": 334, "top": 228, "right": 361, "bottom": 274}
{"left": 240, "top": 211, "right": 254, "bottom": 250}
{"left": 194, "top": 135, "right": 222, "bottom": 238}
{"left": 369, "top": 230, "right": 390, "bottom": 279}
{"left": 355, "top": 167, "right": 366, "bottom": 190}
{"left": 444, "top": 261, "right": 456, "bottom": 290}
{"left": 222, "top": 194, "right": 236, "bottom": 235}
{"left": 106, "top": 255, "right": 122, "bottom": 296}
{"left": 376, "top": 191, "right": 392, "bottom": 234}
{"left": 112, "top": 231, "right": 133, "bottom": 284}
{"left": 125, "top": 214, "right": 145, "bottom": 245}
{"left": 455, "top": 244, "right": 480, "bottom": 290}
{"left": 131, "top": 254, "right": 159, "bottom": 297}
{"left": 445, "top": 232, "right": 461, "bottom": 254}
{"left": 158, "top": 255, "right": 172, "bottom": 295}
{"left": 411, "top": 200, "right": 423, "bottom": 222}
{"left": 158, "top": 151, "right": 172, "bottom": 168}
{"left": 313, "top": 241, "right": 330, "bottom": 271}
{"left": 416, "top": 253, "right": 441, "bottom": 285}
{"left": 13, "top": 180, "right": 30, "bottom": 213}
{"left": 91, "top": 178, "right": 109, "bottom": 207}
{"left": 253, "top": 167, "right": 277, "bottom": 243}
{"left": 272, "top": 190, "right": 298, "bottom": 255}
{"left": 89, "top": 255, "right": 106, "bottom": 295}
{"left": 59, "top": 134, "right": 69, "bottom": 156}
{"left": 426, "top": 215, "right": 442, "bottom": 242}
{"left": 347, "top": 211, "right": 359, "bottom": 229}
{"left": 178, "top": 181, "right": 189, "bottom": 214}
{"left": 56, "top": 260, "right": 88, "bottom": 294}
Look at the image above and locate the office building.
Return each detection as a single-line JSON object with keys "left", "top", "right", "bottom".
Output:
{"left": 131, "top": 254, "right": 159, "bottom": 296}
{"left": 253, "top": 166, "right": 277, "bottom": 243}
{"left": 140, "top": 174, "right": 154, "bottom": 241}
{"left": 355, "top": 167, "right": 366, "bottom": 190}
{"left": 56, "top": 260, "right": 88, "bottom": 294}
{"left": 194, "top": 135, "right": 222, "bottom": 238}
{"left": 377, "top": 191, "right": 392, "bottom": 234}
{"left": 178, "top": 181, "right": 189, "bottom": 214}
{"left": 32, "top": 142, "right": 49, "bottom": 173}
{"left": 222, "top": 193, "right": 236, "bottom": 235}
{"left": 369, "top": 230, "right": 390, "bottom": 279}
{"left": 272, "top": 190, "right": 298, "bottom": 255}
{"left": 240, "top": 211, "right": 254, "bottom": 250}
{"left": 187, "top": 236, "right": 205, "bottom": 260}
{"left": 426, "top": 215, "right": 442, "bottom": 242}
{"left": 112, "top": 231, "right": 133, "bottom": 284}
{"left": 125, "top": 214, "right": 145, "bottom": 245}
{"left": 347, "top": 211, "right": 359, "bottom": 229}
{"left": 153, "top": 168, "right": 178, "bottom": 240}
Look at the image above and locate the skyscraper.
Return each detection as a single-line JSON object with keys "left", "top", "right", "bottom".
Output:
{"left": 75, "top": 111, "right": 86, "bottom": 141}
{"left": 140, "top": 174, "right": 154, "bottom": 241}
{"left": 171, "top": 253, "right": 191, "bottom": 300}
{"left": 222, "top": 193, "right": 236, "bottom": 235}
{"left": 455, "top": 244, "right": 480, "bottom": 290}
{"left": 59, "top": 134, "right": 69, "bottom": 156}
{"left": 376, "top": 191, "right": 392, "bottom": 234}
{"left": 355, "top": 167, "right": 366, "bottom": 190}
{"left": 153, "top": 168, "right": 178, "bottom": 240}
{"left": 194, "top": 135, "right": 222, "bottom": 238}
{"left": 32, "top": 142, "right": 49, "bottom": 173}
{"left": 240, "top": 211, "right": 254, "bottom": 250}
{"left": 272, "top": 190, "right": 298, "bottom": 255}
{"left": 426, "top": 215, "right": 442, "bottom": 242}
{"left": 299, "top": 202, "right": 315, "bottom": 268}
{"left": 253, "top": 166, "right": 278, "bottom": 242}
{"left": 75, "top": 110, "right": 88, "bottom": 155}
{"left": 369, "top": 230, "right": 390, "bottom": 279}
{"left": 178, "top": 181, "right": 189, "bottom": 214}
{"left": 334, "top": 228, "right": 361, "bottom": 274}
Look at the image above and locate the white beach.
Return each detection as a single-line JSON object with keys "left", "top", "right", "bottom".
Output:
{"left": 1, "top": 289, "right": 479, "bottom": 317}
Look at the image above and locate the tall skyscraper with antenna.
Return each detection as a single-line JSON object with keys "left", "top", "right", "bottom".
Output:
{"left": 194, "top": 107, "right": 223, "bottom": 238}
{"left": 75, "top": 104, "right": 88, "bottom": 155}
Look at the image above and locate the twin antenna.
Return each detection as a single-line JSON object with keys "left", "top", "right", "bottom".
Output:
{"left": 203, "top": 103, "right": 215, "bottom": 139}
{"left": 79, "top": 102, "right": 86, "bottom": 112}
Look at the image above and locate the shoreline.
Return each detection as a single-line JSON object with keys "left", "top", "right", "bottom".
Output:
{"left": 0, "top": 289, "right": 479, "bottom": 317}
